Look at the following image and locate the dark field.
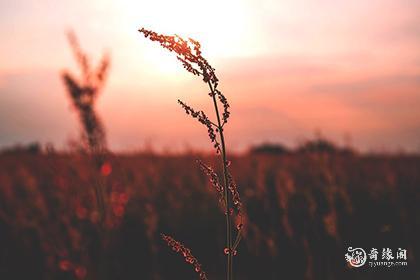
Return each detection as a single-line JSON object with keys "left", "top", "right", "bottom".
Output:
{"left": 0, "top": 151, "right": 419, "bottom": 279}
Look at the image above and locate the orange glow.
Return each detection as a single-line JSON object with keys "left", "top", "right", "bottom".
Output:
{"left": 0, "top": 0, "right": 419, "bottom": 152}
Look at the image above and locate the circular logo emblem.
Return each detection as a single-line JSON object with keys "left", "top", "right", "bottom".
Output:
{"left": 345, "top": 247, "right": 367, "bottom": 267}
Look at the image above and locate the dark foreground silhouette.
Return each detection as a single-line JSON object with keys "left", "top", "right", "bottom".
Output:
{"left": 0, "top": 150, "right": 418, "bottom": 279}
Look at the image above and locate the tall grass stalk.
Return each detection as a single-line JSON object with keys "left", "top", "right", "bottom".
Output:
{"left": 62, "top": 30, "right": 110, "bottom": 226}
{"left": 209, "top": 81, "right": 233, "bottom": 279}
{"left": 139, "top": 28, "right": 243, "bottom": 280}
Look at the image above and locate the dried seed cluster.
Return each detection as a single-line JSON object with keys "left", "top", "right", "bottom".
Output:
{"left": 227, "top": 173, "right": 244, "bottom": 232}
{"left": 178, "top": 100, "right": 220, "bottom": 153}
{"left": 139, "top": 28, "right": 230, "bottom": 129}
{"left": 197, "top": 160, "right": 225, "bottom": 207}
{"left": 161, "top": 234, "right": 208, "bottom": 280}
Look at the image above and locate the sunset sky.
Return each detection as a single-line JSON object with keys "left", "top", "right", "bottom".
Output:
{"left": 1, "top": 0, "right": 419, "bottom": 152}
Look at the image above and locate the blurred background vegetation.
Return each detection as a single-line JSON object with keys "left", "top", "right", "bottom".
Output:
{"left": 0, "top": 140, "right": 418, "bottom": 279}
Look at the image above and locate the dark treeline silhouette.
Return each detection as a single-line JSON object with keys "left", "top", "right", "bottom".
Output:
{"left": 250, "top": 138, "right": 355, "bottom": 155}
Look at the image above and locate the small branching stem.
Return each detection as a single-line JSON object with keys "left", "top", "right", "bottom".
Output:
{"left": 208, "top": 82, "right": 233, "bottom": 280}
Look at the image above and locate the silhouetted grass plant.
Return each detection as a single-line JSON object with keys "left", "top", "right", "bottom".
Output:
{"left": 139, "top": 28, "right": 243, "bottom": 280}
{"left": 62, "top": 30, "right": 110, "bottom": 226}
{"left": 62, "top": 31, "right": 109, "bottom": 156}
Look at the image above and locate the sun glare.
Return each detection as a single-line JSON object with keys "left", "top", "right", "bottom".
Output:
{"left": 117, "top": 0, "right": 262, "bottom": 75}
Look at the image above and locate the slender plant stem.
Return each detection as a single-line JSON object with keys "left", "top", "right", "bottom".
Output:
{"left": 93, "top": 153, "right": 107, "bottom": 228}
{"left": 208, "top": 82, "right": 233, "bottom": 280}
